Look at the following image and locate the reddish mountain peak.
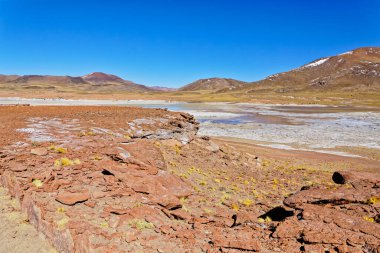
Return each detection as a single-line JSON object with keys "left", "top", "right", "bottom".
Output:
{"left": 82, "top": 72, "right": 125, "bottom": 83}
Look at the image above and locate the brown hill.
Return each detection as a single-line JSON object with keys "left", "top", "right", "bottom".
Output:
{"left": 245, "top": 47, "right": 380, "bottom": 93}
{"left": 179, "top": 78, "right": 248, "bottom": 91}
{"left": 0, "top": 74, "right": 19, "bottom": 83}
{"left": 9, "top": 75, "right": 88, "bottom": 85}
{"left": 0, "top": 72, "right": 151, "bottom": 93}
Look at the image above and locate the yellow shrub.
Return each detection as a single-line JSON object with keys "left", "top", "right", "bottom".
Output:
{"left": 60, "top": 158, "right": 74, "bottom": 166}
{"left": 231, "top": 203, "right": 239, "bottom": 211}
{"left": 257, "top": 218, "right": 265, "bottom": 223}
{"left": 363, "top": 216, "right": 375, "bottom": 223}
{"left": 32, "top": 179, "right": 43, "bottom": 188}
{"left": 265, "top": 216, "right": 272, "bottom": 222}
{"left": 241, "top": 198, "right": 253, "bottom": 207}
{"left": 367, "top": 196, "right": 380, "bottom": 205}
{"left": 55, "top": 147, "right": 67, "bottom": 154}
{"left": 56, "top": 217, "right": 69, "bottom": 229}
{"left": 54, "top": 158, "right": 80, "bottom": 167}
{"left": 49, "top": 145, "right": 67, "bottom": 153}
{"left": 54, "top": 159, "right": 61, "bottom": 167}
{"left": 100, "top": 222, "right": 109, "bottom": 228}
{"left": 199, "top": 180, "right": 207, "bottom": 186}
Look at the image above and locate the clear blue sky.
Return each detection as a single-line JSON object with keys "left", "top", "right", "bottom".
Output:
{"left": 0, "top": 0, "right": 379, "bottom": 87}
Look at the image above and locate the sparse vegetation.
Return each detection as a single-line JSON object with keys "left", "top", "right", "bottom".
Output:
{"left": 54, "top": 157, "right": 81, "bottom": 167}
{"left": 129, "top": 219, "right": 155, "bottom": 230}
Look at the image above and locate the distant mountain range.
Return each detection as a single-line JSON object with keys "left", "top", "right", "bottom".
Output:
{"left": 0, "top": 47, "right": 379, "bottom": 94}
{"left": 0, "top": 72, "right": 152, "bottom": 92}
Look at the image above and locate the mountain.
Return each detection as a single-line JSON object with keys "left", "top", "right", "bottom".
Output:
{"left": 8, "top": 75, "right": 88, "bottom": 85}
{"left": 0, "top": 72, "right": 151, "bottom": 93}
{"left": 82, "top": 72, "right": 131, "bottom": 84}
{"left": 149, "top": 86, "right": 178, "bottom": 92}
{"left": 245, "top": 47, "right": 380, "bottom": 93}
{"left": 179, "top": 78, "right": 248, "bottom": 91}
{"left": 0, "top": 74, "right": 19, "bottom": 83}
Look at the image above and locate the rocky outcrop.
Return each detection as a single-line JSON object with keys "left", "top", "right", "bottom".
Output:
{"left": 332, "top": 170, "right": 380, "bottom": 185}
{"left": 272, "top": 170, "right": 380, "bottom": 252}
{"left": 0, "top": 106, "right": 204, "bottom": 252}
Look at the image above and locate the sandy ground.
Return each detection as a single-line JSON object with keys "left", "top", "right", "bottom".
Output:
{"left": 0, "top": 187, "right": 56, "bottom": 253}
{"left": 214, "top": 137, "right": 380, "bottom": 173}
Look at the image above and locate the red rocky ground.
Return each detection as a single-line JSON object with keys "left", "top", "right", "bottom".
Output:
{"left": 0, "top": 106, "right": 379, "bottom": 252}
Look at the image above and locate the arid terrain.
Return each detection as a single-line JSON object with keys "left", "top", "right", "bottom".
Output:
{"left": 0, "top": 48, "right": 379, "bottom": 253}
{"left": 1, "top": 0, "right": 379, "bottom": 252}
{"left": 0, "top": 105, "right": 379, "bottom": 252}
{"left": 1, "top": 47, "right": 380, "bottom": 106}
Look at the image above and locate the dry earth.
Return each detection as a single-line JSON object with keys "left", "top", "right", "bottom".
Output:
{"left": 0, "top": 105, "right": 379, "bottom": 252}
{"left": 0, "top": 187, "right": 56, "bottom": 253}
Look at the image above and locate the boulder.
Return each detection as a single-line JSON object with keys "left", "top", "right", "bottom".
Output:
{"left": 30, "top": 147, "right": 48, "bottom": 156}
{"left": 332, "top": 171, "right": 380, "bottom": 184}
{"left": 56, "top": 191, "right": 90, "bottom": 205}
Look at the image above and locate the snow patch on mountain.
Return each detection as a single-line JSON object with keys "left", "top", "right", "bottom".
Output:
{"left": 339, "top": 51, "right": 353, "bottom": 56}
{"left": 303, "top": 58, "right": 330, "bottom": 68}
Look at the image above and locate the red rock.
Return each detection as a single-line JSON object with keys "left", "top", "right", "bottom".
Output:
{"left": 155, "top": 170, "right": 193, "bottom": 198}
{"left": 49, "top": 179, "right": 71, "bottom": 191}
{"left": 122, "top": 140, "right": 166, "bottom": 170}
{"left": 91, "top": 190, "right": 108, "bottom": 199}
{"left": 124, "top": 230, "right": 140, "bottom": 243}
{"left": 302, "top": 222, "right": 346, "bottom": 244}
{"left": 84, "top": 200, "right": 96, "bottom": 208}
{"left": 273, "top": 219, "right": 302, "bottom": 238}
{"left": 192, "top": 217, "right": 210, "bottom": 224}
{"left": 130, "top": 176, "right": 168, "bottom": 195}
{"left": 159, "top": 225, "right": 172, "bottom": 234}
{"left": 9, "top": 164, "right": 28, "bottom": 172}
{"left": 284, "top": 186, "right": 377, "bottom": 209}
{"left": 150, "top": 194, "right": 182, "bottom": 210}
{"left": 212, "top": 229, "right": 261, "bottom": 251}
{"left": 176, "top": 229, "right": 195, "bottom": 239}
{"left": 170, "top": 209, "right": 192, "bottom": 221}
{"left": 332, "top": 171, "right": 380, "bottom": 184}
{"left": 303, "top": 244, "right": 326, "bottom": 253}
{"left": 104, "top": 206, "right": 130, "bottom": 215}
{"left": 55, "top": 191, "right": 90, "bottom": 205}
{"left": 30, "top": 147, "right": 48, "bottom": 156}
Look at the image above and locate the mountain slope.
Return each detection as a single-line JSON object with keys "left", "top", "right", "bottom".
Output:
{"left": 8, "top": 75, "right": 88, "bottom": 85}
{"left": 179, "top": 78, "right": 248, "bottom": 91}
{"left": 82, "top": 72, "right": 132, "bottom": 84}
{"left": 0, "top": 74, "right": 20, "bottom": 83}
{"left": 0, "top": 72, "right": 151, "bottom": 93}
{"left": 149, "top": 86, "right": 178, "bottom": 92}
{"left": 246, "top": 47, "right": 380, "bottom": 93}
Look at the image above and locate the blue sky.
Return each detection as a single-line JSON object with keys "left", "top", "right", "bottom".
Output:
{"left": 0, "top": 0, "right": 379, "bottom": 87}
